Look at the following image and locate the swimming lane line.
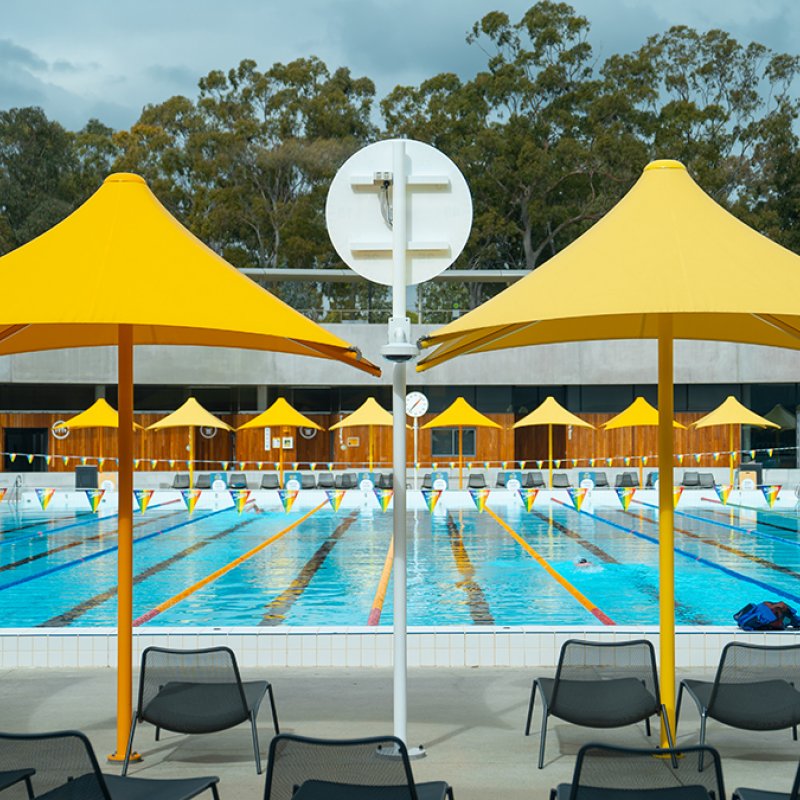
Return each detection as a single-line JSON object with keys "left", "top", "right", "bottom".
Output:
{"left": 446, "top": 513, "right": 495, "bottom": 625}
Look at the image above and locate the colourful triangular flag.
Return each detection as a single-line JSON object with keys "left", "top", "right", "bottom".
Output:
{"left": 374, "top": 488, "right": 393, "bottom": 512}
{"left": 715, "top": 485, "right": 733, "bottom": 506}
{"left": 517, "top": 487, "right": 539, "bottom": 511}
{"left": 677, "top": 454, "right": 684, "bottom": 465}
{"left": 325, "top": 489, "right": 346, "bottom": 512}
{"left": 421, "top": 489, "right": 442, "bottom": 512}
{"left": 27, "top": 454, "right": 34, "bottom": 464}
{"left": 181, "top": 489, "right": 201, "bottom": 514}
{"left": 468, "top": 487, "right": 490, "bottom": 512}
{"left": 567, "top": 487, "right": 589, "bottom": 511}
{"left": 615, "top": 487, "right": 636, "bottom": 511}
{"left": 134, "top": 489, "right": 154, "bottom": 513}
{"left": 278, "top": 489, "right": 299, "bottom": 513}
{"left": 229, "top": 489, "right": 251, "bottom": 513}
{"left": 673, "top": 486, "right": 684, "bottom": 508}
{"left": 0, "top": 488, "right": 6, "bottom": 503}
{"left": 84, "top": 489, "right": 104, "bottom": 512}
{"left": 35, "top": 488, "right": 55, "bottom": 510}
{"left": 150, "top": 459, "right": 158, "bottom": 469}
{"left": 761, "top": 485, "right": 781, "bottom": 508}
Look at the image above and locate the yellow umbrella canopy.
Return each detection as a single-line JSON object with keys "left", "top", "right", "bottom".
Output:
{"left": 513, "top": 396, "right": 593, "bottom": 488}
{"left": 422, "top": 397, "right": 501, "bottom": 488}
{"left": 62, "top": 398, "right": 143, "bottom": 430}
{"left": 238, "top": 398, "right": 323, "bottom": 480}
{"left": 0, "top": 173, "right": 379, "bottom": 761}
{"left": 147, "top": 397, "right": 234, "bottom": 432}
{"left": 692, "top": 395, "right": 779, "bottom": 485}
{"left": 603, "top": 397, "right": 687, "bottom": 430}
{"left": 416, "top": 158, "right": 800, "bottom": 744}
{"left": 329, "top": 397, "right": 393, "bottom": 471}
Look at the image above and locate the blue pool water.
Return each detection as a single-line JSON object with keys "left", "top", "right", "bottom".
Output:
{"left": 1, "top": 501, "right": 799, "bottom": 627}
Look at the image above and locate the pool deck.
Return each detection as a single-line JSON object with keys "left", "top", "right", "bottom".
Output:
{"left": 2, "top": 665, "right": 796, "bottom": 799}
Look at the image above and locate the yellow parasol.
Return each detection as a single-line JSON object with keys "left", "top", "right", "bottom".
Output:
{"left": 62, "top": 398, "right": 144, "bottom": 430}
{"left": 0, "top": 172, "right": 379, "bottom": 761}
{"left": 417, "top": 159, "right": 800, "bottom": 743}
{"left": 603, "top": 397, "right": 686, "bottom": 487}
{"left": 421, "top": 397, "right": 501, "bottom": 488}
{"left": 147, "top": 397, "right": 233, "bottom": 488}
{"left": 329, "top": 397, "right": 393, "bottom": 471}
{"left": 691, "top": 396, "right": 778, "bottom": 486}
{"left": 238, "top": 398, "right": 323, "bottom": 484}
{"left": 513, "top": 396, "right": 593, "bottom": 488}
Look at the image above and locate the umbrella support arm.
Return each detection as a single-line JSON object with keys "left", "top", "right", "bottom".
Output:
{"left": 657, "top": 316, "right": 676, "bottom": 747}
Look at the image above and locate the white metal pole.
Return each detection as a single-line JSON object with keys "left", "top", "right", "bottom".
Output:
{"left": 413, "top": 418, "right": 419, "bottom": 490}
{"left": 391, "top": 140, "right": 409, "bottom": 747}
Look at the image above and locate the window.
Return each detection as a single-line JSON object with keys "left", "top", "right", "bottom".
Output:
{"left": 431, "top": 428, "right": 476, "bottom": 457}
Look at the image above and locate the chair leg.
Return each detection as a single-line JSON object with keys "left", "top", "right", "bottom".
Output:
{"left": 122, "top": 714, "right": 138, "bottom": 777}
{"left": 660, "top": 705, "right": 676, "bottom": 750}
{"left": 645, "top": 716, "right": 651, "bottom": 736}
{"left": 699, "top": 712, "right": 708, "bottom": 747}
{"left": 538, "top": 709, "right": 549, "bottom": 769}
{"left": 793, "top": 724, "right": 798, "bottom": 742}
{"left": 446, "top": 788, "right": 455, "bottom": 800}
{"left": 675, "top": 684, "right": 684, "bottom": 736}
{"left": 155, "top": 726, "right": 161, "bottom": 741}
{"left": 525, "top": 680, "right": 538, "bottom": 736}
{"left": 23, "top": 776, "right": 34, "bottom": 800}
{"left": 250, "top": 712, "right": 262, "bottom": 775}
{"left": 210, "top": 784, "right": 221, "bottom": 800}
{"left": 267, "top": 684, "right": 280, "bottom": 734}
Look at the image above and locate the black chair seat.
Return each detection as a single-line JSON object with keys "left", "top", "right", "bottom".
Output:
{"left": 553, "top": 784, "right": 711, "bottom": 800}
{"left": 538, "top": 677, "right": 658, "bottom": 727}
{"left": 734, "top": 792, "right": 790, "bottom": 800}
{"left": 681, "top": 678, "right": 800, "bottom": 730}
{"left": 293, "top": 779, "right": 451, "bottom": 800}
{"left": 0, "top": 768, "right": 34, "bottom": 793}
{"left": 143, "top": 680, "right": 268, "bottom": 733}
{"left": 38, "top": 773, "right": 220, "bottom": 800}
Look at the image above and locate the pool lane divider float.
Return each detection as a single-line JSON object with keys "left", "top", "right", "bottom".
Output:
{"left": 557, "top": 499, "right": 800, "bottom": 606}
{"left": 367, "top": 537, "right": 394, "bottom": 625}
{"left": 700, "top": 496, "right": 800, "bottom": 534}
{"left": 622, "top": 506, "right": 800, "bottom": 583}
{"left": 0, "top": 505, "right": 232, "bottom": 593}
{"left": 260, "top": 511, "right": 359, "bottom": 625}
{"left": 134, "top": 500, "right": 328, "bottom": 626}
{"left": 484, "top": 506, "right": 615, "bottom": 625}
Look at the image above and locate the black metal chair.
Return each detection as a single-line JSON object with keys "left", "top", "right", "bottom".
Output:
{"left": 229, "top": 472, "right": 248, "bottom": 489}
{"left": 377, "top": 473, "right": 394, "bottom": 489}
{"left": 734, "top": 757, "right": 800, "bottom": 800}
{"left": 261, "top": 473, "right": 280, "bottom": 489}
{"left": 592, "top": 472, "right": 610, "bottom": 488}
{"left": 525, "top": 471, "right": 546, "bottom": 488}
{"left": 316, "top": 472, "right": 335, "bottom": 489}
{"left": 526, "top": 639, "right": 673, "bottom": 768}
{"left": 551, "top": 743, "right": 724, "bottom": 800}
{"left": 552, "top": 472, "right": 571, "bottom": 489}
{"left": 194, "top": 473, "right": 211, "bottom": 490}
{"left": 495, "top": 471, "right": 507, "bottom": 487}
{"left": 300, "top": 474, "right": 316, "bottom": 490}
{"left": 677, "top": 641, "right": 800, "bottom": 748}
{"left": 421, "top": 473, "right": 433, "bottom": 490}
{"left": 699, "top": 472, "right": 716, "bottom": 489}
{"left": 123, "top": 645, "right": 279, "bottom": 775}
{"left": 171, "top": 472, "right": 190, "bottom": 490}
{"left": 681, "top": 471, "right": 701, "bottom": 488}
{"left": 615, "top": 472, "right": 639, "bottom": 488}
{"left": 0, "top": 730, "right": 218, "bottom": 800}
{"left": 0, "top": 767, "right": 33, "bottom": 797}
{"left": 467, "top": 473, "right": 487, "bottom": 489}
{"left": 263, "top": 733, "right": 454, "bottom": 800}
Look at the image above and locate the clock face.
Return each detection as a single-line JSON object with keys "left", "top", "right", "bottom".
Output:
{"left": 405, "top": 391, "right": 429, "bottom": 418}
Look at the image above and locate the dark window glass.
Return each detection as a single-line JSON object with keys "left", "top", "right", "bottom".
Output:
{"left": 431, "top": 428, "right": 476, "bottom": 457}
{"left": 4, "top": 428, "right": 48, "bottom": 471}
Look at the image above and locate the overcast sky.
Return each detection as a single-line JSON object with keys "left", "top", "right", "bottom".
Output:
{"left": 2, "top": 0, "right": 799, "bottom": 131}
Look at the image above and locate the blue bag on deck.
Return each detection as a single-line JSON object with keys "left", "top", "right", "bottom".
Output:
{"left": 734, "top": 601, "right": 800, "bottom": 631}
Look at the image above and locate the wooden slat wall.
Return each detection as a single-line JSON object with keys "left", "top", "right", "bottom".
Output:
{"left": 0, "top": 411, "right": 742, "bottom": 471}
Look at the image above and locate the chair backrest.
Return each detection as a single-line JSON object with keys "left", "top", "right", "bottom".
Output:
{"left": 300, "top": 474, "right": 316, "bottom": 490}
{"left": 261, "top": 473, "right": 280, "bottom": 489}
{"left": 343, "top": 473, "right": 358, "bottom": 489}
{"left": 467, "top": 473, "right": 487, "bottom": 489}
{"left": 0, "top": 730, "right": 111, "bottom": 800}
{"left": 592, "top": 472, "right": 609, "bottom": 488}
{"left": 552, "top": 639, "right": 660, "bottom": 714}
{"left": 552, "top": 472, "right": 570, "bottom": 488}
{"left": 682, "top": 470, "right": 700, "bottom": 487}
{"left": 495, "top": 471, "right": 507, "bottom": 487}
{"left": 377, "top": 473, "right": 393, "bottom": 489}
{"left": 137, "top": 646, "right": 249, "bottom": 731}
{"left": 620, "top": 472, "right": 638, "bottom": 487}
{"left": 699, "top": 472, "right": 716, "bottom": 489}
{"left": 525, "top": 471, "right": 546, "bottom": 488}
{"left": 172, "top": 472, "right": 190, "bottom": 490}
{"left": 646, "top": 471, "right": 658, "bottom": 487}
{"left": 264, "top": 734, "right": 419, "bottom": 800}
{"left": 565, "top": 743, "right": 724, "bottom": 800}
{"left": 194, "top": 473, "right": 211, "bottom": 489}
{"left": 229, "top": 473, "right": 248, "bottom": 489}
{"left": 421, "top": 473, "right": 433, "bottom": 489}
{"left": 317, "top": 472, "right": 335, "bottom": 489}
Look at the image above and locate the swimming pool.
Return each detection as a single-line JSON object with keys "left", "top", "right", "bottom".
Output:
{"left": 2, "top": 491, "right": 799, "bottom": 628}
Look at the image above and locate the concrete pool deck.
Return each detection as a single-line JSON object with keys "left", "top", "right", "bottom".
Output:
{"left": 1, "top": 665, "right": 797, "bottom": 800}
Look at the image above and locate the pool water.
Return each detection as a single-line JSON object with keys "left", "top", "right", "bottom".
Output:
{"left": 1, "top": 501, "right": 799, "bottom": 627}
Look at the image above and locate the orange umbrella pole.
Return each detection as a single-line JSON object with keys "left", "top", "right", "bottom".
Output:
{"left": 279, "top": 427, "right": 285, "bottom": 486}
{"left": 188, "top": 427, "right": 194, "bottom": 489}
{"left": 729, "top": 425, "right": 735, "bottom": 487}
{"left": 369, "top": 427, "right": 374, "bottom": 471}
{"left": 110, "top": 324, "right": 137, "bottom": 762}
{"left": 459, "top": 426, "right": 463, "bottom": 489}
{"left": 548, "top": 424, "right": 553, "bottom": 488}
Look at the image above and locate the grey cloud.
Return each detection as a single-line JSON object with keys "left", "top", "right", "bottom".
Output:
{"left": 0, "top": 38, "right": 47, "bottom": 71}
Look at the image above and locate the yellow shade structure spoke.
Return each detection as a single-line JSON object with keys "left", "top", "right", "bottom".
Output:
{"left": 238, "top": 398, "right": 324, "bottom": 484}
{"left": 513, "top": 396, "right": 593, "bottom": 488}
{"left": 329, "top": 398, "right": 393, "bottom": 471}
{"left": 421, "top": 397, "right": 501, "bottom": 488}
{"left": 691, "top": 395, "right": 779, "bottom": 486}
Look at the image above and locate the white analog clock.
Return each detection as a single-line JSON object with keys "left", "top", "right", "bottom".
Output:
{"left": 405, "top": 391, "right": 429, "bottom": 418}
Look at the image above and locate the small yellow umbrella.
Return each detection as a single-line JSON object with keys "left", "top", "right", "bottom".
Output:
{"left": 421, "top": 397, "right": 501, "bottom": 488}
{"left": 603, "top": 397, "right": 686, "bottom": 487}
{"left": 329, "top": 398, "right": 393, "bottom": 471}
{"left": 147, "top": 397, "right": 233, "bottom": 487}
{"left": 691, "top": 396, "right": 778, "bottom": 486}
{"left": 238, "top": 398, "right": 323, "bottom": 484}
{"left": 513, "top": 396, "right": 594, "bottom": 488}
